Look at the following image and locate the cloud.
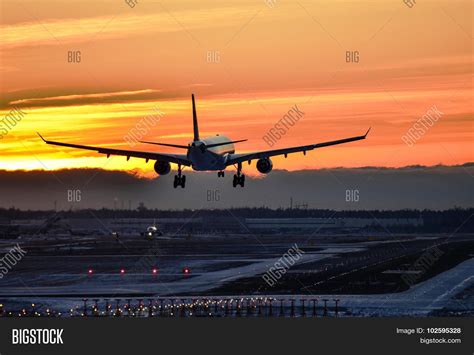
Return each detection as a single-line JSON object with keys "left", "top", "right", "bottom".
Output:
{"left": 8, "top": 89, "right": 161, "bottom": 108}
{"left": 0, "top": 6, "right": 259, "bottom": 49}
{"left": 0, "top": 164, "right": 472, "bottom": 210}
{"left": 10, "top": 89, "right": 157, "bottom": 104}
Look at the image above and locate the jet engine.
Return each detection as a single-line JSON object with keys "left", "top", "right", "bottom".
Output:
{"left": 154, "top": 161, "right": 171, "bottom": 175}
{"left": 256, "top": 158, "right": 273, "bottom": 174}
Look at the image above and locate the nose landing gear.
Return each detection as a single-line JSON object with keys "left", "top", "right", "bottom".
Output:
{"left": 173, "top": 165, "right": 186, "bottom": 188}
{"left": 233, "top": 163, "right": 245, "bottom": 187}
{"left": 217, "top": 171, "right": 225, "bottom": 177}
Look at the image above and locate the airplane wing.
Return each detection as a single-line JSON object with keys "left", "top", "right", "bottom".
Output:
{"left": 225, "top": 128, "right": 370, "bottom": 166}
{"left": 37, "top": 133, "right": 191, "bottom": 166}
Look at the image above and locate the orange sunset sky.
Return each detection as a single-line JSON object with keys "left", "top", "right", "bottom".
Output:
{"left": 0, "top": 0, "right": 472, "bottom": 176}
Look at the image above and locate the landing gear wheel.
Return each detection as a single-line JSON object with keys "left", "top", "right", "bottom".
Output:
{"left": 232, "top": 174, "right": 245, "bottom": 187}
{"left": 232, "top": 162, "right": 245, "bottom": 187}
{"left": 174, "top": 174, "right": 186, "bottom": 188}
{"left": 218, "top": 171, "right": 225, "bottom": 177}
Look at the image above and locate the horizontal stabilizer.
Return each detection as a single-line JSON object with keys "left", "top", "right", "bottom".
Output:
{"left": 139, "top": 141, "right": 189, "bottom": 149}
{"left": 205, "top": 139, "right": 247, "bottom": 149}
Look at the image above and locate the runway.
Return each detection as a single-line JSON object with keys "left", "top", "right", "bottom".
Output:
{"left": 0, "top": 232, "right": 472, "bottom": 317}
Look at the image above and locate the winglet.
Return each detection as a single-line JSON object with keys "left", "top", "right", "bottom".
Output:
{"left": 364, "top": 127, "right": 371, "bottom": 138}
{"left": 36, "top": 132, "right": 46, "bottom": 142}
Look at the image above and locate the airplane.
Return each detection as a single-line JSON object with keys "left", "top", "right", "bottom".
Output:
{"left": 144, "top": 219, "right": 163, "bottom": 239}
{"left": 38, "top": 94, "right": 370, "bottom": 189}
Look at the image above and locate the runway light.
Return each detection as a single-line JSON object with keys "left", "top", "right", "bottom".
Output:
{"left": 120, "top": 269, "right": 126, "bottom": 274}
{"left": 182, "top": 267, "right": 191, "bottom": 274}
{"left": 152, "top": 268, "right": 158, "bottom": 274}
{"left": 88, "top": 269, "right": 93, "bottom": 275}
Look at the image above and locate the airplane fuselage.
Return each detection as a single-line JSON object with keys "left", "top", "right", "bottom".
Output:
{"left": 187, "top": 135, "right": 234, "bottom": 171}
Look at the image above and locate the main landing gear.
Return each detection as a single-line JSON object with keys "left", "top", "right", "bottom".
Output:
{"left": 217, "top": 171, "right": 225, "bottom": 177}
{"left": 233, "top": 163, "right": 245, "bottom": 188}
{"left": 173, "top": 165, "right": 186, "bottom": 188}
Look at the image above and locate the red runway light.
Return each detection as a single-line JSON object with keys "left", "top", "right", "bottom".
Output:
{"left": 120, "top": 269, "right": 125, "bottom": 274}
{"left": 88, "top": 269, "right": 93, "bottom": 274}
{"left": 152, "top": 268, "right": 158, "bottom": 274}
{"left": 183, "top": 267, "right": 191, "bottom": 274}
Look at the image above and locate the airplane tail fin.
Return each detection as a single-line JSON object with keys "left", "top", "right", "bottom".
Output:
{"left": 192, "top": 94, "right": 199, "bottom": 141}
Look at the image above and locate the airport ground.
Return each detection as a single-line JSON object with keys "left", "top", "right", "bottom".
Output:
{"left": 0, "top": 230, "right": 472, "bottom": 317}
